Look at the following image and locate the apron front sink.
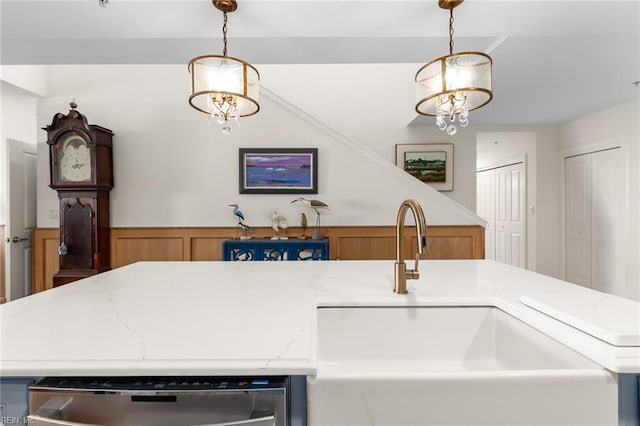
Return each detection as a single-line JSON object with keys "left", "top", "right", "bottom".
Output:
{"left": 308, "top": 306, "right": 617, "bottom": 425}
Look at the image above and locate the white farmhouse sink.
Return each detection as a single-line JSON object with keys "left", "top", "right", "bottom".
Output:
{"left": 307, "top": 306, "right": 617, "bottom": 425}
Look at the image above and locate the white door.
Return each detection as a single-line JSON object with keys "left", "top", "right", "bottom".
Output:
{"left": 565, "top": 154, "right": 592, "bottom": 287}
{"left": 6, "top": 139, "right": 37, "bottom": 301}
{"left": 565, "top": 147, "right": 627, "bottom": 297}
{"left": 476, "top": 170, "right": 495, "bottom": 260}
{"left": 477, "top": 162, "right": 526, "bottom": 268}
{"left": 507, "top": 164, "right": 526, "bottom": 268}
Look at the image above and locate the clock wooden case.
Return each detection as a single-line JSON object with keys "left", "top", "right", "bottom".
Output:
{"left": 45, "top": 104, "right": 114, "bottom": 287}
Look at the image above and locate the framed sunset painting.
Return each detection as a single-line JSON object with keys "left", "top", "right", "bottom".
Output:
{"left": 239, "top": 148, "right": 318, "bottom": 194}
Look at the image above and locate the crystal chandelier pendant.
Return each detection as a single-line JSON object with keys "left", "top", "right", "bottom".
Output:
{"left": 433, "top": 92, "right": 469, "bottom": 135}
{"left": 414, "top": 0, "right": 492, "bottom": 135}
{"left": 207, "top": 92, "right": 241, "bottom": 134}
{"left": 459, "top": 108, "right": 469, "bottom": 127}
{"left": 187, "top": 0, "right": 260, "bottom": 135}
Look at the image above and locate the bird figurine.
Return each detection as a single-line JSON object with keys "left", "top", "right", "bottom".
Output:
{"left": 291, "top": 197, "right": 330, "bottom": 214}
{"left": 291, "top": 198, "right": 329, "bottom": 239}
{"left": 271, "top": 210, "right": 288, "bottom": 240}
{"left": 229, "top": 204, "right": 251, "bottom": 239}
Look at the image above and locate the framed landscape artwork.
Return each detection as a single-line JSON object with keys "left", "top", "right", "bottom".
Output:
{"left": 395, "top": 143, "right": 454, "bottom": 191}
{"left": 239, "top": 148, "right": 318, "bottom": 194}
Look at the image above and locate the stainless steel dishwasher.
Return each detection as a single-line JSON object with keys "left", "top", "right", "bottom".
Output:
{"left": 28, "top": 376, "right": 288, "bottom": 426}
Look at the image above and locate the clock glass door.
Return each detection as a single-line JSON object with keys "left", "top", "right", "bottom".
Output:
{"left": 61, "top": 200, "right": 94, "bottom": 270}
{"left": 57, "top": 134, "right": 92, "bottom": 183}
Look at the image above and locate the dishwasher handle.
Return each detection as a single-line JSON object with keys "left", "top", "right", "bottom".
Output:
{"left": 27, "top": 416, "right": 97, "bottom": 426}
{"left": 27, "top": 414, "right": 276, "bottom": 426}
{"left": 196, "top": 416, "right": 276, "bottom": 426}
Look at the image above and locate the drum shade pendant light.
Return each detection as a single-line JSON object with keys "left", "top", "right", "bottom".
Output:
{"left": 415, "top": 0, "right": 492, "bottom": 135}
{"left": 188, "top": 0, "right": 259, "bottom": 135}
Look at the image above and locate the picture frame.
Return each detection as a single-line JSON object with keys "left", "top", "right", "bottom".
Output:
{"left": 239, "top": 148, "right": 318, "bottom": 194}
{"left": 395, "top": 143, "right": 454, "bottom": 191}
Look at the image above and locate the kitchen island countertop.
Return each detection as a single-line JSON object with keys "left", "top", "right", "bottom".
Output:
{"left": 1, "top": 260, "right": 639, "bottom": 376}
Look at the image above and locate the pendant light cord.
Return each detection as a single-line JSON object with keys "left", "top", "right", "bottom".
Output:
{"left": 222, "top": 11, "right": 228, "bottom": 56}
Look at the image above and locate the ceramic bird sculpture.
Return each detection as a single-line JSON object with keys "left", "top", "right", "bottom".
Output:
{"left": 229, "top": 204, "right": 250, "bottom": 239}
{"left": 291, "top": 197, "right": 329, "bottom": 239}
{"left": 229, "top": 204, "right": 244, "bottom": 221}
{"left": 271, "top": 210, "right": 287, "bottom": 240}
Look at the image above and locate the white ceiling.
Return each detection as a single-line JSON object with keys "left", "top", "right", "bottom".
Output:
{"left": 1, "top": 0, "right": 639, "bottom": 126}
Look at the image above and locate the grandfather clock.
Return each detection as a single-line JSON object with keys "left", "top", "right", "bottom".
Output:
{"left": 45, "top": 102, "right": 114, "bottom": 287}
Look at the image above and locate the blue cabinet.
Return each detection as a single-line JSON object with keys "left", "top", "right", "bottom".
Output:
{"left": 0, "top": 378, "right": 36, "bottom": 423}
{"left": 223, "top": 239, "right": 329, "bottom": 261}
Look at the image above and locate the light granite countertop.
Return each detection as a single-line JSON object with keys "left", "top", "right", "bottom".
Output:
{"left": 1, "top": 260, "right": 639, "bottom": 376}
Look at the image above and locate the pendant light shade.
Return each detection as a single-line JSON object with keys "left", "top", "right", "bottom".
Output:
{"left": 188, "top": 0, "right": 260, "bottom": 135}
{"left": 415, "top": 52, "right": 492, "bottom": 116}
{"left": 188, "top": 55, "right": 260, "bottom": 117}
{"left": 415, "top": 0, "right": 493, "bottom": 135}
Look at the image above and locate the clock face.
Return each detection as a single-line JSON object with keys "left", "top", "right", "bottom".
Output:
{"left": 58, "top": 135, "right": 92, "bottom": 182}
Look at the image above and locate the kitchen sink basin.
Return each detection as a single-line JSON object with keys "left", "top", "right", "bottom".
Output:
{"left": 307, "top": 306, "right": 617, "bottom": 425}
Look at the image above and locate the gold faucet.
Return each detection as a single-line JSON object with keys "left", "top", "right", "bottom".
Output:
{"left": 394, "top": 199, "right": 428, "bottom": 294}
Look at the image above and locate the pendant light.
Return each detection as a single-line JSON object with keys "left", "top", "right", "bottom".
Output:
{"left": 188, "top": 0, "right": 260, "bottom": 135}
{"left": 415, "top": 0, "right": 492, "bottom": 135}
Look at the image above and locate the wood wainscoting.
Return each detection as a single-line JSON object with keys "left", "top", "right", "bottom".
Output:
{"left": 33, "top": 225, "right": 484, "bottom": 293}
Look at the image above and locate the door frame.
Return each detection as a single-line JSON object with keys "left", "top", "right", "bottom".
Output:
{"left": 560, "top": 138, "right": 629, "bottom": 283}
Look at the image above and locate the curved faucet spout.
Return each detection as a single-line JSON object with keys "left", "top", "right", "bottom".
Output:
{"left": 395, "top": 199, "right": 428, "bottom": 294}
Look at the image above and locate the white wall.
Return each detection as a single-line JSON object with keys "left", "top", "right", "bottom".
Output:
{"left": 534, "top": 126, "right": 562, "bottom": 278}
{"left": 559, "top": 99, "right": 640, "bottom": 301}
{"left": 36, "top": 65, "right": 483, "bottom": 229}
{"left": 0, "top": 66, "right": 48, "bottom": 98}
{"left": 261, "top": 64, "right": 478, "bottom": 212}
{"left": 1, "top": 84, "right": 39, "bottom": 145}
